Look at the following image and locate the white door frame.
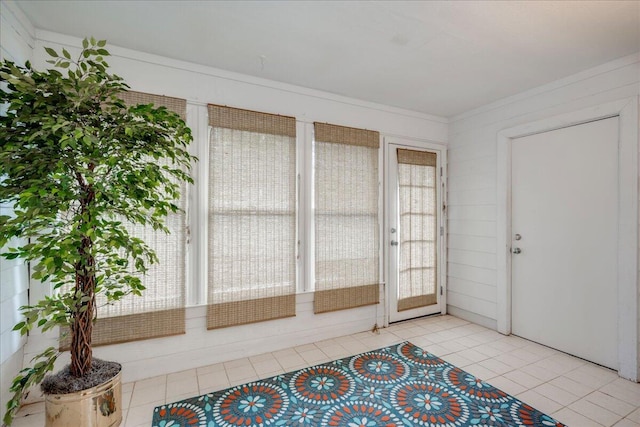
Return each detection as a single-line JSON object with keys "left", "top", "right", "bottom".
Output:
{"left": 496, "top": 98, "right": 639, "bottom": 381}
{"left": 383, "top": 136, "right": 447, "bottom": 325}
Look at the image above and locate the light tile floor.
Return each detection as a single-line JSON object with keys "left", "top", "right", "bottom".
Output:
{"left": 12, "top": 314, "right": 640, "bottom": 426}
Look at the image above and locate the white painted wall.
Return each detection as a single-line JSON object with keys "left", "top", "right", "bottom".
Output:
{"left": 17, "top": 30, "right": 448, "bottom": 398}
{"left": 0, "top": 0, "right": 34, "bottom": 412}
{"left": 448, "top": 53, "right": 640, "bottom": 377}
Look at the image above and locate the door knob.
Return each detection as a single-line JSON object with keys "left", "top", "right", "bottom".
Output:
{"left": 391, "top": 241, "right": 399, "bottom": 246}
{"left": 514, "top": 234, "right": 522, "bottom": 240}
{"left": 512, "top": 248, "right": 522, "bottom": 254}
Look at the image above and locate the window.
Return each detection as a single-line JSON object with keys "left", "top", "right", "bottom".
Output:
{"left": 56, "top": 100, "right": 388, "bottom": 341}
{"left": 207, "top": 105, "right": 297, "bottom": 329}
{"left": 396, "top": 149, "right": 437, "bottom": 311}
{"left": 313, "top": 123, "right": 380, "bottom": 313}
{"left": 61, "top": 92, "right": 188, "bottom": 348}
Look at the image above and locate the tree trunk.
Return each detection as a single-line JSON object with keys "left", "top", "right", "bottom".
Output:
{"left": 70, "top": 176, "right": 97, "bottom": 378}
{"left": 70, "top": 233, "right": 95, "bottom": 377}
{"left": 70, "top": 176, "right": 96, "bottom": 377}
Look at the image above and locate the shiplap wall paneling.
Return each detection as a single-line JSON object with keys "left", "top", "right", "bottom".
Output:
{"left": 447, "top": 54, "right": 639, "bottom": 327}
{"left": 448, "top": 53, "right": 639, "bottom": 379}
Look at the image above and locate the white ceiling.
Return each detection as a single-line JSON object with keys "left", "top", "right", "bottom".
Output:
{"left": 14, "top": 0, "right": 640, "bottom": 117}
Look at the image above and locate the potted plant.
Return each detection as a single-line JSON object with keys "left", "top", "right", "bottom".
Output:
{"left": 0, "top": 38, "right": 195, "bottom": 426}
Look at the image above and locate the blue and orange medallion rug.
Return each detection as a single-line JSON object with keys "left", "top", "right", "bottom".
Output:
{"left": 152, "top": 342, "right": 565, "bottom": 426}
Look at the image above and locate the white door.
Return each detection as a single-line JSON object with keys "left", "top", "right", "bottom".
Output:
{"left": 511, "top": 117, "right": 618, "bottom": 369}
{"left": 387, "top": 142, "right": 444, "bottom": 323}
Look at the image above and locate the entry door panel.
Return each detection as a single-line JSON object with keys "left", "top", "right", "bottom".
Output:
{"left": 511, "top": 117, "right": 618, "bottom": 369}
{"left": 388, "top": 143, "right": 443, "bottom": 323}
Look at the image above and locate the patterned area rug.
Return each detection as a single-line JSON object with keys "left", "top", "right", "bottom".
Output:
{"left": 152, "top": 341, "right": 565, "bottom": 426}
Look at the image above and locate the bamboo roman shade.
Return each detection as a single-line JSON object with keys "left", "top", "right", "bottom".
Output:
{"left": 61, "top": 91, "right": 188, "bottom": 349}
{"left": 207, "top": 105, "right": 297, "bottom": 329}
{"left": 119, "top": 91, "right": 187, "bottom": 121}
{"left": 396, "top": 149, "right": 438, "bottom": 311}
{"left": 313, "top": 122, "right": 380, "bottom": 314}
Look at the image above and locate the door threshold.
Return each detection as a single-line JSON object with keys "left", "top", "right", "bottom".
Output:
{"left": 389, "top": 312, "right": 443, "bottom": 325}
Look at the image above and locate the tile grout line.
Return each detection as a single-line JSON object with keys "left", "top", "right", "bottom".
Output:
{"left": 12, "top": 315, "right": 640, "bottom": 427}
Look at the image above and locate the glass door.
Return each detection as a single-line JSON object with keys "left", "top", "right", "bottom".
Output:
{"left": 386, "top": 141, "right": 444, "bottom": 323}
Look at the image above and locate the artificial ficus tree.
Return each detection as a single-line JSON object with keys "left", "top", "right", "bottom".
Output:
{"left": 0, "top": 38, "right": 195, "bottom": 425}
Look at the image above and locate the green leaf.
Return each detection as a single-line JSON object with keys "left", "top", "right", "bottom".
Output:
{"left": 2, "top": 348, "right": 59, "bottom": 424}
{"left": 44, "top": 47, "right": 57, "bottom": 57}
{"left": 62, "top": 48, "right": 71, "bottom": 59}
{"left": 82, "top": 38, "right": 89, "bottom": 48}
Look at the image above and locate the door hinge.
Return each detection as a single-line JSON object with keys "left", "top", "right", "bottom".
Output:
{"left": 440, "top": 286, "right": 443, "bottom": 296}
{"left": 440, "top": 226, "right": 444, "bottom": 236}
{"left": 440, "top": 167, "right": 443, "bottom": 177}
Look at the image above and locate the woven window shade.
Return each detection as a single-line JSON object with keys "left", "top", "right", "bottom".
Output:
{"left": 396, "top": 149, "right": 437, "bottom": 312}
{"left": 313, "top": 123, "right": 380, "bottom": 314}
{"left": 207, "top": 105, "right": 296, "bottom": 329}
{"left": 119, "top": 90, "right": 187, "bottom": 120}
{"left": 60, "top": 92, "right": 188, "bottom": 349}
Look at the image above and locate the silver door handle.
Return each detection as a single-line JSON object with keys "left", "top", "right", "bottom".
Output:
{"left": 391, "top": 241, "right": 399, "bottom": 246}
{"left": 512, "top": 248, "right": 521, "bottom": 254}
